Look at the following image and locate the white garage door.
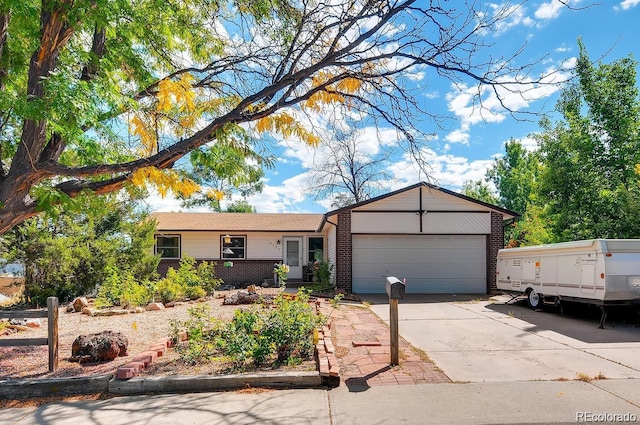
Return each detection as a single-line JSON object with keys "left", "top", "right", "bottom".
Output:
{"left": 352, "top": 234, "right": 486, "bottom": 294}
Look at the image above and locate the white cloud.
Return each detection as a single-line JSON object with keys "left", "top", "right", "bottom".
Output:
{"left": 444, "top": 123, "right": 471, "bottom": 145}
{"left": 443, "top": 61, "right": 573, "bottom": 141}
{"left": 492, "top": 4, "right": 534, "bottom": 34}
{"left": 388, "top": 149, "right": 494, "bottom": 190}
{"left": 618, "top": 0, "right": 640, "bottom": 10}
{"left": 535, "top": 0, "right": 565, "bottom": 19}
{"left": 535, "top": 0, "right": 582, "bottom": 20}
{"left": 517, "top": 136, "right": 539, "bottom": 151}
{"left": 144, "top": 189, "right": 206, "bottom": 213}
{"left": 244, "top": 173, "right": 323, "bottom": 213}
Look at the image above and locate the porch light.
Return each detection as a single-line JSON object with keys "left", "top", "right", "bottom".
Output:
{"left": 224, "top": 235, "right": 231, "bottom": 244}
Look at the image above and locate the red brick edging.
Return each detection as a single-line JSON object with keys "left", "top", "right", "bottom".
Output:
{"left": 116, "top": 334, "right": 184, "bottom": 380}
{"left": 314, "top": 299, "right": 341, "bottom": 387}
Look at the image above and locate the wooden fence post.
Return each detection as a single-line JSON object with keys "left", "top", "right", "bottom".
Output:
{"left": 47, "top": 297, "right": 59, "bottom": 372}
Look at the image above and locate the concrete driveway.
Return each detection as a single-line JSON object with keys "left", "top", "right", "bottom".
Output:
{"left": 362, "top": 294, "right": 640, "bottom": 382}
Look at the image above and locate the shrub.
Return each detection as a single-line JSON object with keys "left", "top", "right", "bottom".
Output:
{"left": 311, "top": 261, "right": 334, "bottom": 289}
{"left": 156, "top": 255, "right": 222, "bottom": 303}
{"left": 156, "top": 272, "right": 185, "bottom": 304}
{"left": 262, "top": 288, "right": 322, "bottom": 363}
{"left": 273, "top": 263, "right": 289, "bottom": 288}
{"left": 170, "top": 305, "right": 224, "bottom": 365}
{"left": 170, "top": 288, "right": 324, "bottom": 369}
{"left": 95, "top": 267, "right": 153, "bottom": 308}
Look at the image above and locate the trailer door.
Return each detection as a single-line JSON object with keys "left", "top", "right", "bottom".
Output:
{"left": 581, "top": 264, "right": 596, "bottom": 295}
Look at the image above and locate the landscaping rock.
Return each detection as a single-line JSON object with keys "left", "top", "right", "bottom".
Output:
{"left": 71, "top": 330, "right": 129, "bottom": 363}
{"left": 223, "top": 290, "right": 277, "bottom": 305}
{"left": 246, "top": 284, "right": 257, "bottom": 293}
{"left": 223, "top": 290, "right": 261, "bottom": 305}
{"left": 25, "top": 318, "right": 42, "bottom": 328}
{"left": 145, "top": 302, "right": 165, "bottom": 311}
{"left": 92, "top": 309, "right": 129, "bottom": 316}
{"left": 72, "top": 297, "right": 89, "bottom": 312}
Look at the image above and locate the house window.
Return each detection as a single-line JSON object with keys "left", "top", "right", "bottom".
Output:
{"left": 222, "top": 236, "right": 246, "bottom": 259}
{"left": 155, "top": 235, "right": 180, "bottom": 259}
{"left": 308, "top": 237, "right": 324, "bottom": 263}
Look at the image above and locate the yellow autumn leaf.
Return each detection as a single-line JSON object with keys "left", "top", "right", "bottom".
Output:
{"left": 337, "top": 77, "right": 362, "bottom": 93}
{"left": 130, "top": 167, "right": 200, "bottom": 198}
{"left": 157, "top": 79, "right": 175, "bottom": 112}
{"left": 130, "top": 114, "right": 158, "bottom": 155}
{"left": 206, "top": 189, "right": 225, "bottom": 200}
{"left": 255, "top": 113, "right": 320, "bottom": 147}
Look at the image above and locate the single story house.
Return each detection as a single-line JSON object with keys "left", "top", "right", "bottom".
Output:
{"left": 152, "top": 182, "right": 518, "bottom": 294}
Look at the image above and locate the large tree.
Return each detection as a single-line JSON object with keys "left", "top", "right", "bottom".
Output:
{"left": 0, "top": 0, "right": 561, "bottom": 234}
{"left": 535, "top": 42, "right": 640, "bottom": 241}
{"left": 307, "top": 119, "right": 394, "bottom": 208}
{"left": 484, "top": 139, "right": 545, "bottom": 246}
{"left": 179, "top": 143, "right": 268, "bottom": 211}
{"left": 2, "top": 192, "right": 159, "bottom": 305}
{"left": 486, "top": 139, "right": 540, "bottom": 215}
{"left": 461, "top": 179, "right": 498, "bottom": 205}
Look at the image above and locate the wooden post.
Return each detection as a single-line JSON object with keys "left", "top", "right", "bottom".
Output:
{"left": 390, "top": 298, "right": 399, "bottom": 365}
{"left": 47, "top": 297, "right": 59, "bottom": 372}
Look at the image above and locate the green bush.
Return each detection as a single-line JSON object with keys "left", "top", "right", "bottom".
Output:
{"left": 170, "top": 289, "right": 324, "bottom": 369}
{"left": 170, "top": 305, "right": 224, "bottom": 365}
{"left": 311, "top": 261, "right": 334, "bottom": 289}
{"left": 156, "top": 273, "right": 185, "bottom": 304}
{"left": 156, "top": 255, "right": 222, "bottom": 303}
{"left": 262, "top": 289, "right": 322, "bottom": 363}
{"left": 95, "top": 267, "right": 154, "bottom": 308}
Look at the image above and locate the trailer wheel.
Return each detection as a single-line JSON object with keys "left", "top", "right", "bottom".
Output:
{"left": 527, "top": 289, "right": 542, "bottom": 310}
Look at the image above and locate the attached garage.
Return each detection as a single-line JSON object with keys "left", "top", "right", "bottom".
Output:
{"left": 352, "top": 234, "right": 486, "bottom": 293}
{"left": 324, "top": 182, "right": 518, "bottom": 294}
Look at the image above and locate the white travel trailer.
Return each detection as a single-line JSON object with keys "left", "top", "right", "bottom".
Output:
{"left": 497, "top": 239, "right": 640, "bottom": 325}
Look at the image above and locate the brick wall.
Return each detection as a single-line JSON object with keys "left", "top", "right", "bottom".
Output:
{"left": 335, "top": 210, "right": 352, "bottom": 292}
{"left": 157, "top": 259, "right": 277, "bottom": 287}
{"left": 487, "top": 211, "right": 505, "bottom": 294}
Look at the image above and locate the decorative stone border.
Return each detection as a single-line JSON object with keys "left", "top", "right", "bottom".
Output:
{"left": 314, "top": 299, "right": 340, "bottom": 387}
{"left": 116, "top": 335, "right": 182, "bottom": 379}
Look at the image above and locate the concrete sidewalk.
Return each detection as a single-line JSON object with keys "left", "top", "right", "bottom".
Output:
{"left": 2, "top": 380, "right": 640, "bottom": 424}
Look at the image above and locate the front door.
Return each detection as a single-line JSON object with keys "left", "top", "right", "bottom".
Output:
{"left": 283, "top": 237, "right": 303, "bottom": 279}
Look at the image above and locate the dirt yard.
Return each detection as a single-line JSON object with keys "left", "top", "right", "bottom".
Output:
{"left": 0, "top": 288, "right": 311, "bottom": 380}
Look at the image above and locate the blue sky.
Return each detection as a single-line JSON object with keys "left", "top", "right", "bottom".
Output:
{"left": 148, "top": 0, "right": 640, "bottom": 214}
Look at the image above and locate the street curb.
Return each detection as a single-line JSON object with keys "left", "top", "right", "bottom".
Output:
{"left": 109, "top": 371, "right": 322, "bottom": 395}
{"left": 0, "top": 375, "right": 113, "bottom": 399}
{"left": 0, "top": 372, "right": 323, "bottom": 400}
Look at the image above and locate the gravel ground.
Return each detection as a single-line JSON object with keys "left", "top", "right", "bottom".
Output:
{"left": 0, "top": 288, "right": 286, "bottom": 380}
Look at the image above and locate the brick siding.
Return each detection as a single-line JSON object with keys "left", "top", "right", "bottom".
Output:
{"left": 335, "top": 210, "right": 352, "bottom": 292}
{"left": 157, "top": 259, "right": 278, "bottom": 286}
{"left": 487, "top": 211, "right": 505, "bottom": 294}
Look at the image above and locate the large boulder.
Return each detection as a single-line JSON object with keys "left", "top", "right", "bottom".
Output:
{"left": 71, "top": 330, "right": 129, "bottom": 363}
{"left": 71, "top": 297, "right": 89, "bottom": 312}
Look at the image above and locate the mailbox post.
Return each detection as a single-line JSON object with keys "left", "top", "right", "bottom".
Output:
{"left": 386, "top": 276, "right": 405, "bottom": 365}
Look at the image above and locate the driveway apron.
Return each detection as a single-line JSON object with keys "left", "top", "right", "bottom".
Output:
{"left": 363, "top": 294, "right": 640, "bottom": 382}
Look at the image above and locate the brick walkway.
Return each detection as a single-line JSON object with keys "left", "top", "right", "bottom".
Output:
{"left": 320, "top": 301, "right": 450, "bottom": 389}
